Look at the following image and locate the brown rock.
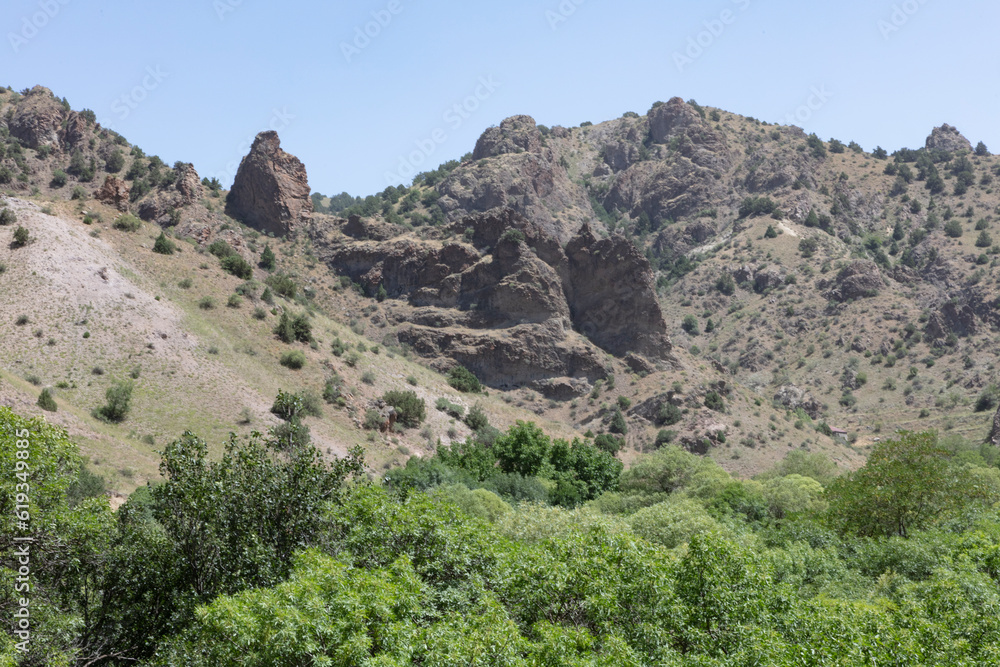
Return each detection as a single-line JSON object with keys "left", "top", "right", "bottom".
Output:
{"left": 95, "top": 176, "right": 131, "bottom": 212}
{"left": 565, "top": 224, "right": 673, "bottom": 360}
{"left": 472, "top": 115, "right": 543, "bottom": 160}
{"left": 925, "top": 124, "right": 972, "bottom": 153}
{"left": 136, "top": 163, "right": 204, "bottom": 225}
{"left": 225, "top": 131, "right": 312, "bottom": 237}
{"left": 9, "top": 86, "right": 65, "bottom": 149}
{"left": 827, "top": 260, "right": 884, "bottom": 302}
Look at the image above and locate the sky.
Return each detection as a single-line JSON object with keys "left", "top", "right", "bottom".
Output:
{"left": 2, "top": 0, "right": 998, "bottom": 197}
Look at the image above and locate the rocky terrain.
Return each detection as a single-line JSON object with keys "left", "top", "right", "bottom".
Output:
{"left": 6, "top": 83, "right": 1000, "bottom": 485}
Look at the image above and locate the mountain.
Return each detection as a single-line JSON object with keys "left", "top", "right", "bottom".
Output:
{"left": 4, "top": 84, "right": 1000, "bottom": 491}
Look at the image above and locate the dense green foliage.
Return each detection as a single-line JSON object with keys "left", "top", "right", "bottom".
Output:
{"left": 447, "top": 365, "right": 482, "bottom": 393}
{"left": 4, "top": 409, "right": 1000, "bottom": 665}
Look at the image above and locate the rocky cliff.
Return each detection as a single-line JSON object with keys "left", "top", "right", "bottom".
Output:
{"left": 225, "top": 131, "right": 313, "bottom": 236}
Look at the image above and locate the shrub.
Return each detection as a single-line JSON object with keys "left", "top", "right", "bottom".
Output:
{"left": 798, "top": 236, "right": 819, "bottom": 257}
{"left": 331, "top": 337, "right": 347, "bottom": 356}
{"left": 447, "top": 365, "right": 482, "bottom": 393}
{"left": 681, "top": 314, "right": 699, "bottom": 335}
{"left": 253, "top": 307, "right": 267, "bottom": 320}
{"left": 363, "top": 409, "right": 384, "bottom": 430}
{"left": 436, "top": 397, "right": 465, "bottom": 419}
{"left": 50, "top": 169, "right": 67, "bottom": 187}
{"left": 654, "top": 429, "right": 677, "bottom": 448}
{"left": 464, "top": 403, "right": 489, "bottom": 431}
{"left": 944, "top": 219, "right": 963, "bottom": 238}
{"left": 715, "top": 273, "right": 736, "bottom": 295}
{"left": 279, "top": 350, "right": 306, "bottom": 369}
{"left": 383, "top": 390, "right": 426, "bottom": 428}
{"left": 221, "top": 254, "right": 254, "bottom": 279}
{"left": 37, "top": 388, "right": 57, "bottom": 412}
{"left": 259, "top": 243, "right": 276, "bottom": 270}
{"left": 105, "top": 149, "right": 125, "bottom": 173}
{"left": 113, "top": 213, "right": 141, "bottom": 232}
{"left": 764, "top": 225, "right": 778, "bottom": 238}
{"left": 609, "top": 408, "right": 628, "bottom": 435}
{"left": 153, "top": 232, "right": 176, "bottom": 255}
{"left": 976, "top": 230, "right": 993, "bottom": 248}
{"left": 704, "top": 391, "right": 725, "bottom": 411}
{"left": 499, "top": 228, "right": 525, "bottom": 244}
{"left": 14, "top": 314, "right": 29, "bottom": 326}
{"left": 178, "top": 277, "right": 193, "bottom": 289}
{"left": 323, "top": 376, "right": 345, "bottom": 405}
{"left": 12, "top": 225, "right": 29, "bottom": 247}
{"left": 265, "top": 273, "right": 298, "bottom": 299}
{"left": 274, "top": 311, "right": 312, "bottom": 343}
{"left": 0, "top": 208, "right": 16, "bottom": 225}
{"left": 344, "top": 351, "right": 360, "bottom": 367}
{"left": 226, "top": 294, "right": 242, "bottom": 308}
{"left": 657, "top": 401, "right": 682, "bottom": 426}
{"left": 92, "top": 379, "right": 134, "bottom": 423}
{"left": 361, "top": 370, "right": 376, "bottom": 385}
{"left": 198, "top": 296, "right": 215, "bottom": 310}
{"left": 207, "top": 239, "right": 237, "bottom": 258}
{"left": 71, "top": 185, "right": 87, "bottom": 200}
{"left": 594, "top": 433, "right": 625, "bottom": 455}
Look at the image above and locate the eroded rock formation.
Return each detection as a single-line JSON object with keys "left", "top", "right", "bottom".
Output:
{"left": 225, "top": 131, "right": 312, "bottom": 236}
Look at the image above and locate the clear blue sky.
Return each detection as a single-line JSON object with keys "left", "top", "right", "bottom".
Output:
{"left": 3, "top": 0, "right": 997, "bottom": 196}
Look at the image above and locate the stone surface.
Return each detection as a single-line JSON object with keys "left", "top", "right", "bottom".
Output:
{"left": 225, "top": 131, "right": 312, "bottom": 236}
{"left": 925, "top": 124, "right": 973, "bottom": 153}
{"left": 95, "top": 176, "right": 131, "bottom": 212}
{"left": 9, "top": 86, "right": 65, "bottom": 149}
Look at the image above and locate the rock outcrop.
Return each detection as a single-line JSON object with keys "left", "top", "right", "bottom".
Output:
{"left": 564, "top": 224, "right": 672, "bottom": 358}
{"left": 9, "top": 86, "right": 65, "bottom": 149}
{"left": 309, "top": 207, "right": 674, "bottom": 394}
{"left": 225, "top": 131, "right": 312, "bottom": 237}
{"left": 925, "top": 124, "right": 972, "bottom": 153}
{"left": 826, "top": 260, "right": 884, "bottom": 302}
{"left": 95, "top": 176, "right": 131, "bottom": 212}
{"left": 438, "top": 116, "right": 592, "bottom": 243}
{"left": 136, "top": 163, "right": 203, "bottom": 224}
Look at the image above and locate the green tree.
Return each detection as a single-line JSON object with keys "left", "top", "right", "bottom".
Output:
{"left": 682, "top": 314, "right": 699, "bottom": 335}
{"left": 826, "top": 431, "right": 976, "bottom": 537}
{"left": 976, "top": 230, "right": 993, "bottom": 248}
{"left": 259, "top": 243, "right": 276, "bottom": 271}
{"left": 944, "top": 218, "right": 964, "bottom": 238}
{"left": 609, "top": 408, "right": 628, "bottom": 435}
{"left": 383, "top": 390, "right": 426, "bottom": 428}
{"left": 92, "top": 379, "right": 134, "bottom": 423}
{"left": 153, "top": 231, "right": 176, "bottom": 254}
{"left": 448, "top": 365, "right": 482, "bottom": 393}
{"left": 12, "top": 225, "right": 29, "bottom": 247}
{"left": 37, "top": 387, "right": 57, "bottom": 412}
{"left": 494, "top": 421, "right": 551, "bottom": 477}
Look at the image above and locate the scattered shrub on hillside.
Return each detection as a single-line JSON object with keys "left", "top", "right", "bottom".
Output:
{"left": 609, "top": 408, "right": 628, "bottom": 435}
{"left": 738, "top": 196, "right": 778, "bottom": 219}
{"left": 436, "top": 397, "right": 465, "bottom": 419}
{"left": 383, "top": 390, "right": 426, "bottom": 428}
{"left": 105, "top": 149, "right": 125, "bottom": 173}
{"left": 259, "top": 243, "right": 276, "bottom": 271}
{"left": 92, "top": 379, "right": 134, "bottom": 423}
{"left": 681, "top": 314, "right": 699, "bottom": 335}
{"left": 12, "top": 225, "right": 29, "bottom": 247}
{"left": 198, "top": 296, "right": 215, "bottom": 310}
{"left": 113, "top": 213, "right": 141, "bottom": 232}
{"left": 50, "top": 169, "right": 67, "bottom": 187}
{"left": 207, "top": 239, "right": 236, "bottom": 258}
{"left": 279, "top": 350, "right": 306, "bottom": 370}
{"left": 448, "top": 365, "right": 482, "bottom": 393}
{"left": 0, "top": 208, "right": 16, "bottom": 225}
{"left": 594, "top": 433, "right": 625, "bottom": 455}
{"left": 464, "top": 403, "right": 489, "bottom": 432}
{"left": 153, "top": 232, "right": 176, "bottom": 255}
{"left": 221, "top": 254, "right": 253, "bottom": 279}
{"left": 274, "top": 311, "right": 312, "bottom": 344}
{"left": 37, "top": 388, "right": 57, "bottom": 412}
{"left": 704, "top": 391, "right": 725, "bottom": 412}
{"left": 265, "top": 273, "right": 298, "bottom": 299}
{"left": 657, "top": 401, "right": 682, "bottom": 426}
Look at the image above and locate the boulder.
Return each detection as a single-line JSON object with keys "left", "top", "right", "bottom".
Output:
{"left": 472, "top": 115, "right": 543, "bottom": 160}
{"left": 827, "top": 260, "right": 884, "bottom": 302}
{"left": 225, "top": 131, "right": 312, "bottom": 236}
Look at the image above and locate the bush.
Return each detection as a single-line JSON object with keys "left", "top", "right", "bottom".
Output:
{"left": 221, "top": 254, "right": 254, "bottom": 279}
{"left": 265, "top": 273, "right": 298, "bottom": 299}
{"left": 738, "top": 196, "right": 778, "bottom": 218}
{"left": 198, "top": 296, "right": 215, "bottom": 310}
{"left": 12, "top": 225, "right": 29, "bottom": 247}
{"left": 274, "top": 311, "right": 312, "bottom": 344}
{"left": 71, "top": 186, "right": 87, "bottom": 200}
{"left": 447, "top": 365, "right": 482, "bottom": 393}
{"left": 435, "top": 397, "right": 465, "bottom": 419}
{"left": 280, "top": 350, "right": 306, "bottom": 369}
{"left": 716, "top": 273, "right": 736, "bottom": 295}
{"left": 944, "top": 219, "right": 963, "bottom": 238}
{"left": 0, "top": 208, "right": 16, "bottom": 225}
{"left": 976, "top": 231, "right": 993, "bottom": 248}
{"left": 681, "top": 314, "right": 699, "bottom": 335}
{"left": 629, "top": 498, "right": 725, "bottom": 549}
{"left": 654, "top": 429, "right": 677, "bottom": 448}
{"left": 105, "top": 149, "right": 125, "bottom": 173}
{"left": 657, "top": 401, "right": 682, "bottom": 426}
{"left": 464, "top": 403, "right": 489, "bottom": 431}
{"left": 609, "top": 408, "right": 628, "bottom": 435}
{"left": 226, "top": 294, "right": 242, "bottom": 308}
{"left": 594, "top": 433, "right": 625, "bottom": 455}
{"left": 764, "top": 225, "right": 778, "bottom": 238}
{"left": 51, "top": 169, "right": 67, "bottom": 187}
{"left": 383, "top": 390, "right": 426, "bottom": 428}
{"left": 259, "top": 244, "right": 276, "bottom": 271}
{"left": 704, "top": 391, "right": 725, "bottom": 411}
{"left": 113, "top": 213, "right": 141, "bottom": 232}
{"left": 499, "top": 228, "right": 525, "bottom": 244}
{"left": 92, "top": 380, "right": 134, "bottom": 423}
{"left": 37, "top": 388, "right": 57, "bottom": 412}
{"left": 153, "top": 232, "right": 176, "bottom": 255}
{"left": 798, "top": 236, "right": 819, "bottom": 257}
{"left": 207, "top": 239, "right": 237, "bottom": 258}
